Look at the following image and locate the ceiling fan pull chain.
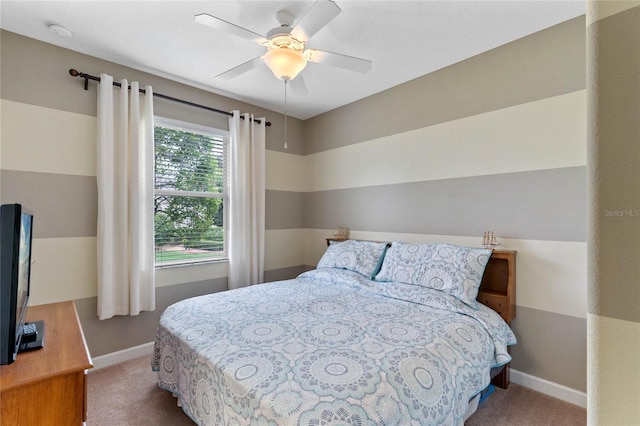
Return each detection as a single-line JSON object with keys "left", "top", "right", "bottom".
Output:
{"left": 284, "top": 80, "right": 288, "bottom": 150}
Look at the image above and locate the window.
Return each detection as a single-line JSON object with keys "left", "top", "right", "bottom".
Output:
{"left": 154, "top": 117, "right": 228, "bottom": 266}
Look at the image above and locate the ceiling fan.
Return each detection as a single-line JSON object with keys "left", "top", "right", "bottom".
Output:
{"left": 195, "top": 0, "right": 372, "bottom": 95}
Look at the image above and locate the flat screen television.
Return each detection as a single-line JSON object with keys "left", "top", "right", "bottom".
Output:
{"left": 0, "top": 203, "right": 34, "bottom": 365}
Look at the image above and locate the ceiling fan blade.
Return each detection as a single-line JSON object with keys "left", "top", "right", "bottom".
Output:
{"left": 291, "top": 0, "right": 341, "bottom": 41}
{"left": 306, "top": 49, "right": 372, "bottom": 74}
{"left": 195, "top": 13, "right": 266, "bottom": 44}
{"left": 289, "top": 75, "right": 309, "bottom": 96}
{"left": 216, "top": 56, "right": 264, "bottom": 81}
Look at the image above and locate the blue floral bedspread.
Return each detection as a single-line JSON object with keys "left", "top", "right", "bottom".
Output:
{"left": 152, "top": 268, "right": 516, "bottom": 425}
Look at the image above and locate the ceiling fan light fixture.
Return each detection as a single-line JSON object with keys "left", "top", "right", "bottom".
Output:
{"left": 264, "top": 47, "right": 307, "bottom": 81}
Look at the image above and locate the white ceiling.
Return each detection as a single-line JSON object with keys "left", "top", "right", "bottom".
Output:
{"left": 1, "top": 0, "right": 585, "bottom": 120}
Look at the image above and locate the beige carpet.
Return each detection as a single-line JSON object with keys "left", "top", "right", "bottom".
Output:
{"left": 465, "top": 382, "right": 586, "bottom": 425}
{"left": 87, "top": 355, "right": 194, "bottom": 425}
{"left": 87, "top": 355, "right": 586, "bottom": 425}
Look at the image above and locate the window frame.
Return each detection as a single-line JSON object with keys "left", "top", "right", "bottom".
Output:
{"left": 153, "top": 116, "right": 229, "bottom": 268}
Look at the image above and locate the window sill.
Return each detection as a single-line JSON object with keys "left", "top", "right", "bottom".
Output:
{"left": 155, "top": 257, "right": 229, "bottom": 270}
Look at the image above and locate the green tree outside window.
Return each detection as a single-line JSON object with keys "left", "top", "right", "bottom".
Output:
{"left": 154, "top": 122, "right": 227, "bottom": 265}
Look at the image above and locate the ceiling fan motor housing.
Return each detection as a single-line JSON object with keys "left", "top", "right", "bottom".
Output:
{"left": 266, "top": 9, "right": 303, "bottom": 51}
{"left": 275, "top": 10, "right": 295, "bottom": 27}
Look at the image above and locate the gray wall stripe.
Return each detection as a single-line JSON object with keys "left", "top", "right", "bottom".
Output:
{"left": 303, "top": 16, "right": 586, "bottom": 155}
{"left": 265, "top": 190, "right": 306, "bottom": 230}
{"left": 510, "top": 306, "right": 586, "bottom": 392}
{"left": 264, "top": 265, "right": 312, "bottom": 282}
{"left": 0, "top": 30, "right": 305, "bottom": 155}
{"left": 587, "top": 7, "right": 640, "bottom": 323}
{"left": 0, "top": 170, "right": 308, "bottom": 237}
{"left": 1, "top": 169, "right": 97, "bottom": 238}
{"left": 75, "top": 277, "right": 228, "bottom": 357}
{"left": 4, "top": 167, "right": 586, "bottom": 241}
{"left": 304, "top": 167, "right": 586, "bottom": 242}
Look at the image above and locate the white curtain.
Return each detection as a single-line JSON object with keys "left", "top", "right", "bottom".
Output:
{"left": 96, "top": 74, "right": 155, "bottom": 320}
{"left": 228, "top": 111, "right": 266, "bottom": 290}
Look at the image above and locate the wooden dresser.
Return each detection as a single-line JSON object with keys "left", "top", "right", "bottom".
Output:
{"left": 0, "top": 301, "right": 93, "bottom": 425}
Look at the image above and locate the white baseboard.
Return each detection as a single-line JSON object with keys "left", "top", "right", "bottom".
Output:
{"left": 90, "top": 342, "right": 155, "bottom": 371}
{"left": 510, "top": 368, "right": 587, "bottom": 408}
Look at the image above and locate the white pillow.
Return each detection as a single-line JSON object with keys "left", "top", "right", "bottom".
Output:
{"left": 375, "top": 242, "right": 492, "bottom": 307}
{"left": 317, "top": 240, "right": 388, "bottom": 279}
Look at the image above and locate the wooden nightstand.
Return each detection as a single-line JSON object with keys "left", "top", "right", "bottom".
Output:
{"left": 477, "top": 250, "right": 516, "bottom": 324}
{"left": 478, "top": 249, "right": 516, "bottom": 388}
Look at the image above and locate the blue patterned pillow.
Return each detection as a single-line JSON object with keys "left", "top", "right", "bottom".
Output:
{"left": 375, "top": 242, "right": 492, "bottom": 307}
{"left": 317, "top": 240, "right": 388, "bottom": 279}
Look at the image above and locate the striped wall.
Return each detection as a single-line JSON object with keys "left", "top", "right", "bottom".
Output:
{"left": 0, "top": 30, "right": 307, "bottom": 357}
{"left": 294, "top": 16, "right": 588, "bottom": 396}
{"left": 586, "top": 2, "right": 640, "bottom": 424}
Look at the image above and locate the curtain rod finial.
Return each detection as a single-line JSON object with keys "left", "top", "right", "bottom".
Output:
{"left": 69, "top": 69, "right": 80, "bottom": 77}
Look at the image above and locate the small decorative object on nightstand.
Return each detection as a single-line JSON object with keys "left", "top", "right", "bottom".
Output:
{"left": 333, "top": 227, "right": 349, "bottom": 240}
{"left": 482, "top": 231, "right": 499, "bottom": 248}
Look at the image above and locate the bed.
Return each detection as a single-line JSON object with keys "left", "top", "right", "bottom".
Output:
{"left": 152, "top": 240, "right": 517, "bottom": 425}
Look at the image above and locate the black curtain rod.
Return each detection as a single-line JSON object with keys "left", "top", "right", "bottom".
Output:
{"left": 68, "top": 69, "right": 271, "bottom": 127}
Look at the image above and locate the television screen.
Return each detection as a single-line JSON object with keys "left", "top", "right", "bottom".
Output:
{"left": 15, "top": 212, "right": 33, "bottom": 341}
{"left": 0, "top": 203, "right": 34, "bottom": 365}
